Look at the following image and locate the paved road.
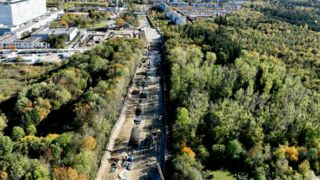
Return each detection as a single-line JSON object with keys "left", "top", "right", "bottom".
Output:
{"left": 96, "top": 12, "right": 164, "bottom": 180}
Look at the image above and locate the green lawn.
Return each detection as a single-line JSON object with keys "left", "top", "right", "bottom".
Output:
{"left": 87, "top": 21, "right": 109, "bottom": 30}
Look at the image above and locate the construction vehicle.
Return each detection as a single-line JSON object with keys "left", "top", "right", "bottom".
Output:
{"left": 129, "top": 127, "right": 140, "bottom": 148}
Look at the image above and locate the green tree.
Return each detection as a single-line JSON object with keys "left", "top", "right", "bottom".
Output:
{"left": 226, "top": 140, "right": 243, "bottom": 160}
{"left": 172, "top": 154, "right": 203, "bottom": 180}
{"left": 6, "top": 154, "right": 28, "bottom": 179}
{"left": 25, "top": 160, "right": 50, "bottom": 180}
{"left": 26, "top": 125, "right": 37, "bottom": 135}
{"left": 72, "top": 150, "right": 94, "bottom": 175}
{"left": 298, "top": 160, "right": 310, "bottom": 174}
{"left": 12, "top": 126, "right": 25, "bottom": 141}
{"left": 0, "top": 113, "right": 7, "bottom": 135}
{"left": 0, "top": 136, "right": 13, "bottom": 156}
{"left": 172, "top": 107, "right": 193, "bottom": 147}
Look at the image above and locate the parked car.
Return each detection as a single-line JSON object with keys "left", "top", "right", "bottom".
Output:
{"left": 135, "top": 106, "right": 142, "bottom": 116}
{"left": 127, "top": 161, "right": 133, "bottom": 170}
{"left": 127, "top": 155, "right": 134, "bottom": 162}
{"left": 140, "top": 92, "right": 147, "bottom": 99}
{"left": 134, "top": 116, "right": 142, "bottom": 125}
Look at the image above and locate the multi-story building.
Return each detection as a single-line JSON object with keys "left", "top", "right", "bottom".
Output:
{"left": 0, "top": 0, "right": 47, "bottom": 26}
{"left": 0, "top": 0, "right": 63, "bottom": 38}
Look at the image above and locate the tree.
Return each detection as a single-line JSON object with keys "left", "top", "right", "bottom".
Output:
{"left": 172, "top": 154, "right": 203, "bottom": 180}
{"left": 0, "top": 113, "right": 7, "bottom": 134}
{"left": 25, "top": 160, "right": 50, "bottom": 180}
{"left": 0, "top": 170, "right": 8, "bottom": 180}
{"left": 226, "top": 140, "right": 243, "bottom": 160}
{"left": 298, "top": 160, "right": 310, "bottom": 174}
{"left": 82, "top": 136, "right": 96, "bottom": 150}
{"left": 0, "top": 136, "right": 13, "bottom": 156}
{"left": 280, "top": 146, "right": 299, "bottom": 162}
{"left": 72, "top": 150, "right": 94, "bottom": 175}
{"left": 172, "top": 107, "right": 193, "bottom": 147}
{"left": 115, "top": 18, "right": 126, "bottom": 27}
{"left": 196, "top": 145, "right": 209, "bottom": 162}
{"left": 12, "top": 126, "right": 25, "bottom": 141}
{"left": 47, "top": 34, "right": 68, "bottom": 48}
{"left": 53, "top": 167, "right": 85, "bottom": 180}
{"left": 181, "top": 146, "right": 196, "bottom": 158}
{"left": 6, "top": 154, "right": 28, "bottom": 179}
{"left": 212, "top": 144, "right": 226, "bottom": 159}
{"left": 205, "top": 52, "right": 217, "bottom": 65}
{"left": 26, "top": 125, "right": 37, "bottom": 135}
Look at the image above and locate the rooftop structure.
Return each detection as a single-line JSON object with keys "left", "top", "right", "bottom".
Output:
{"left": 0, "top": 0, "right": 47, "bottom": 26}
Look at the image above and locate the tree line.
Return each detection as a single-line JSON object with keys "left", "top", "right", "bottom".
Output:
{"left": 0, "top": 38, "right": 143, "bottom": 179}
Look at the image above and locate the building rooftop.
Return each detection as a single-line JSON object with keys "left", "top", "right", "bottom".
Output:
{"left": 32, "top": 27, "right": 77, "bottom": 36}
{"left": 0, "top": 0, "right": 28, "bottom": 5}
{"left": 0, "top": 34, "right": 16, "bottom": 43}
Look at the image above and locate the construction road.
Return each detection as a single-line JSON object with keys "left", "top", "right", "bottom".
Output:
{"left": 96, "top": 12, "right": 165, "bottom": 180}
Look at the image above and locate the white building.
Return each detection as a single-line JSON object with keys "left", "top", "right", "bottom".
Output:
{"left": 0, "top": 0, "right": 63, "bottom": 38}
{"left": 0, "top": 34, "right": 47, "bottom": 49}
{"left": 0, "top": 9, "right": 64, "bottom": 37}
{"left": 0, "top": 0, "right": 47, "bottom": 26}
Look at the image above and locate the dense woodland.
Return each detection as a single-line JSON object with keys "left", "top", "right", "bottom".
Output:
{"left": 1, "top": 0, "right": 320, "bottom": 179}
{"left": 149, "top": 0, "right": 320, "bottom": 179}
{"left": 0, "top": 38, "right": 143, "bottom": 179}
{"left": 256, "top": 0, "right": 320, "bottom": 32}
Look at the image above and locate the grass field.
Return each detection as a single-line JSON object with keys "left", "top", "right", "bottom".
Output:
{"left": 87, "top": 20, "right": 109, "bottom": 30}
{"left": 0, "top": 64, "right": 55, "bottom": 103}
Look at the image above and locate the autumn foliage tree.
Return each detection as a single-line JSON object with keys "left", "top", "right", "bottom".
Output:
{"left": 53, "top": 167, "right": 86, "bottom": 180}
{"left": 82, "top": 136, "right": 96, "bottom": 150}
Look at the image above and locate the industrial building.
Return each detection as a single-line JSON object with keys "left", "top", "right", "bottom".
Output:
{"left": 157, "top": 2, "right": 187, "bottom": 25}
{"left": 167, "top": 11, "right": 187, "bottom": 25}
{"left": 31, "top": 27, "right": 79, "bottom": 42}
{"left": 0, "top": 0, "right": 47, "bottom": 26}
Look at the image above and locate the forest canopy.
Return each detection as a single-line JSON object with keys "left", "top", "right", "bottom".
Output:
{"left": 0, "top": 38, "right": 143, "bottom": 179}
{"left": 149, "top": 0, "right": 320, "bottom": 179}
